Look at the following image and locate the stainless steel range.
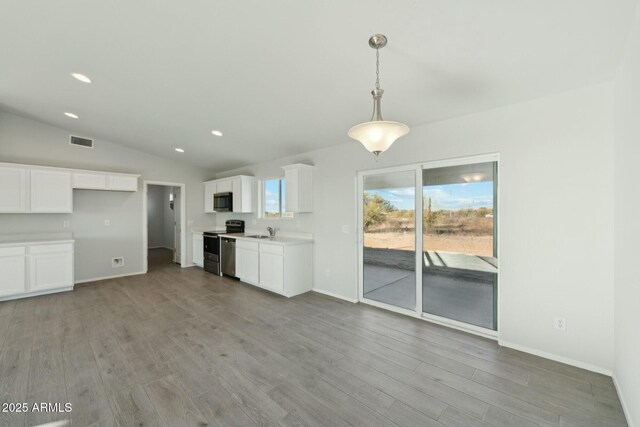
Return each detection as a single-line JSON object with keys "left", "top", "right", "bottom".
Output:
{"left": 203, "top": 220, "right": 244, "bottom": 275}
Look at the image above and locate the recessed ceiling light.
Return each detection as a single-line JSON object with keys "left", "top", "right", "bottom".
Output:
{"left": 175, "top": 148, "right": 185, "bottom": 153}
{"left": 71, "top": 73, "right": 92, "bottom": 83}
{"left": 211, "top": 130, "right": 223, "bottom": 136}
{"left": 64, "top": 112, "right": 79, "bottom": 119}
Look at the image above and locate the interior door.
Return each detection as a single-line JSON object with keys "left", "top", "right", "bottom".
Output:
{"left": 361, "top": 170, "right": 416, "bottom": 311}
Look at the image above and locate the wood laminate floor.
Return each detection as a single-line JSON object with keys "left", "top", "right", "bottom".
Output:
{"left": 0, "top": 249, "right": 627, "bottom": 426}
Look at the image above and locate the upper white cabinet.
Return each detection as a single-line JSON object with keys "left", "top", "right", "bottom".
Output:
{"left": 106, "top": 174, "right": 138, "bottom": 191}
{"left": 72, "top": 171, "right": 138, "bottom": 191}
{"left": 204, "top": 181, "right": 216, "bottom": 213}
{"left": 0, "top": 162, "right": 140, "bottom": 214}
{"left": 283, "top": 164, "right": 313, "bottom": 212}
{"left": 203, "top": 175, "right": 254, "bottom": 213}
{"left": 0, "top": 166, "right": 27, "bottom": 213}
{"left": 72, "top": 172, "right": 107, "bottom": 190}
{"left": 232, "top": 176, "right": 253, "bottom": 213}
{"left": 30, "top": 169, "right": 73, "bottom": 213}
{"left": 216, "top": 179, "right": 232, "bottom": 193}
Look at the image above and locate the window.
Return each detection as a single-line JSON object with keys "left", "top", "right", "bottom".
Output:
{"left": 263, "top": 178, "right": 292, "bottom": 218}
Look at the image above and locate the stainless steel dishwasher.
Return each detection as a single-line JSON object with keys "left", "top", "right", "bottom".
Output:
{"left": 221, "top": 237, "right": 236, "bottom": 277}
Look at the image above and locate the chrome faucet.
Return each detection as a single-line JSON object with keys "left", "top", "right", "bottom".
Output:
{"left": 267, "top": 226, "right": 278, "bottom": 238}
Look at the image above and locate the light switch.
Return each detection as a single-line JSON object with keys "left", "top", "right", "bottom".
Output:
{"left": 104, "top": 219, "right": 111, "bottom": 226}
{"left": 342, "top": 225, "right": 350, "bottom": 234}
{"left": 63, "top": 220, "right": 70, "bottom": 228}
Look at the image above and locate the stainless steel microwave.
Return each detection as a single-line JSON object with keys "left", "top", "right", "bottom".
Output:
{"left": 213, "top": 192, "right": 233, "bottom": 212}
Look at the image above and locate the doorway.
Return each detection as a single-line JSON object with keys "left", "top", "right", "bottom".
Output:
{"left": 143, "top": 181, "right": 186, "bottom": 272}
{"left": 358, "top": 154, "right": 499, "bottom": 337}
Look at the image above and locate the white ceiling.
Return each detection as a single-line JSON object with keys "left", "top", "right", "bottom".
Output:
{"left": 0, "top": 0, "right": 635, "bottom": 171}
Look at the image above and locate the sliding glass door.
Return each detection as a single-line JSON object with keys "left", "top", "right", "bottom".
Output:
{"left": 361, "top": 170, "right": 416, "bottom": 311}
{"left": 422, "top": 162, "right": 498, "bottom": 330}
{"left": 359, "top": 155, "right": 499, "bottom": 333}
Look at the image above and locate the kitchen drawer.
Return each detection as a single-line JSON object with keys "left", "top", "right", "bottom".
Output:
{"left": 237, "top": 240, "right": 259, "bottom": 251}
{"left": 260, "top": 243, "right": 283, "bottom": 255}
{"left": 0, "top": 246, "right": 26, "bottom": 257}
{"left": 29, "top": 243, "right": 73, "bottom": 255}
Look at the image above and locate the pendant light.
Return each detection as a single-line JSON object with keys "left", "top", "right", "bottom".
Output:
{"left": 348, "top": 34, "right": 409, "bottom": 157}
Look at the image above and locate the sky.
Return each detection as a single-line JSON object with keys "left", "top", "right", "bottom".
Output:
{"left": 264, "top": 178, "right": 285, "bottom": 213}
{"left": 368, "top": 182, "right": 494, "bottom": 211}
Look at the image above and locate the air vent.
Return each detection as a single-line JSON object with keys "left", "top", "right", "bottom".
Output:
{"left": 69, "top": 135, "right": 94, "bottom": 148}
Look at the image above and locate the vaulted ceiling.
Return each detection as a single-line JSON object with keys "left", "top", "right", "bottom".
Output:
{"left": 0, "top": 0, "right": 635, "bottom": 170}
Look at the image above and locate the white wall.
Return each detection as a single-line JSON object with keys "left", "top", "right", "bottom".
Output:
{"left": 614, "top": 2, "right": 640, "bottom": 424}
{"left": 216, "top": 83, "right": 616, "bottom": 373}
{"left": 147, "top": 185, "right": 166, "bottom": 248}
{"left": 0, "top": 111, "right": 217, "bottom": 282}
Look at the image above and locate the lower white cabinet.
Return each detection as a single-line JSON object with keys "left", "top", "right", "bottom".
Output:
{"left": 0, "top": 240, "right": 74, "bottom": 301}
{"left": 192, "top": 233, "right": 204, "bottom": 267}
{"left": 236, "top": 240, "right": 259, "bottom": 285}
{"left": 0, "top": 247, "right": 27, "bottom": 297}
{"left": 259, "top": 244, "right": 284, "bottom": 293}
{"left": 235, "top": 239, "right": 312, "bottom": 297}
{"left": 29, "top": 244, "right": 74, "bottom": 292}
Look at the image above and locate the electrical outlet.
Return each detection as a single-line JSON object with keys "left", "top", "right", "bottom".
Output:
{"left": 554, "top": 316, "right": 567, "bottom": 331}
{"left": 63, "top": 220, "right": 70, "bottom": 228}
{"left": 342, "top": 224, "right": 350, "bottom": 234}
{"left": 104, "top": 219, "right": 111, "bottom": 226}
{"left": 324, "top": 268, "right": 331, "bottom": 278}
{"left": 112, "top": 257, "right": 124, "bottom": 268}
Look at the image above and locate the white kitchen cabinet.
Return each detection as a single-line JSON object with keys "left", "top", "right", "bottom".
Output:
{"left": 283, "top": 164, "right": 313, "bottom": 212}
{"left": 232, "top": 176, "right": 254, "bottom": 213}
{"left": 0, "top": 238, "right": 74, "bottom": 301}
{"left": 0, "top": 246, "right": 27, "bottom": 297}
{"left": 192, "top": 233, "right": 204, "bottom": 267}
{"left": 216, "top": 179, "right": 232, "bottom": 193}
{"left": 30, "top": 169, "right": 72, "bottom": 213}
{"left": 203, "top": 175, "right": 254, "bottom": 213}
{"left": 29, "top": 243, "right": 74, "bottom": 292}
{"left": 72, "top": 172, "right": 108, "bottom": 190}
{"left": 204, "top": 181, "right": 216, "bottom": 213}
{"left": 1, "top": 162, "right": 140, "bottom": 215}
{"left": 107, "top": 174, "right": 138, "bottom": 191}
{"left": 236, "top": 240, "right": 259, "bottom": 284}
{"left": 259, "top": 249, "right": 284, "bottom": 293}
{"left": 0, "top": 166, "right": 28, "bottom": 213}
{"left": 73, "top": 172, "right": 138, "bottom": 191}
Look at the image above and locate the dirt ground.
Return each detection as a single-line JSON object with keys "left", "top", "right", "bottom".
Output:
{"left": 364, "top": 232, "right": 494, "bottom": 257}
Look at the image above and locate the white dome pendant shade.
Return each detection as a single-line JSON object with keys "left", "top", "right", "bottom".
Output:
{"left": 348, "top": 34, "right": 409, "bottom": 157}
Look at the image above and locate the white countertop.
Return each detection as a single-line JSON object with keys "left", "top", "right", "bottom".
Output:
{"left": 0, "top": 232, "right": 74, "bottom": 247}
{"left": 218, "top": 233, "right": 313, "bottom": 246}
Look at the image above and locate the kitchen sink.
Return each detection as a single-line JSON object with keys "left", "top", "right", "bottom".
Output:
{"left": 245, "top": 235, "right": 272, "bottom": 239}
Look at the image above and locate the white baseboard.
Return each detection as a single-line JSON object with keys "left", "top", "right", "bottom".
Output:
{"left": 0, "top": 287, "right": 73, "bottom": 302}
{"left": 499, "top": 339, "right": 612, "bottom": 376}
{"left": 613, "top": 373, "right": 635, "bottom": 427}
{"left": 74, "top": 270, "right": 146, "bottom": 284}
{"left": 312, "top": 288, "right": 358, "bottom": 303}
